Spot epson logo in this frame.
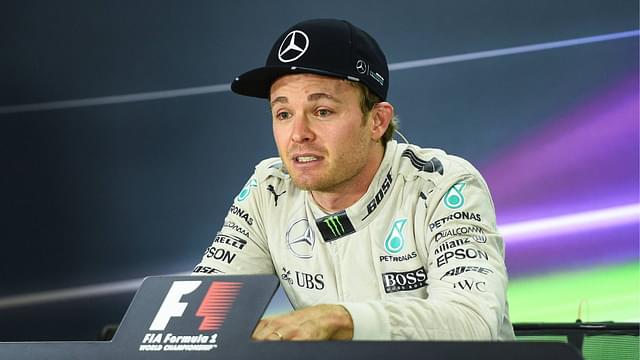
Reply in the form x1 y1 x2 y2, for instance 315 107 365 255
429 212 481 231
436 248 489 267
204 246 236 264
362 170 392 220
382 267 427 293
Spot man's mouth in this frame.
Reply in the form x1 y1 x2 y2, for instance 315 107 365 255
295 156 319 163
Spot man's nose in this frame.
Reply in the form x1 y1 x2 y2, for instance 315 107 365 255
291 115 315 143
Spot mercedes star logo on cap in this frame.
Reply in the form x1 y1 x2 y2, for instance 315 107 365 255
356 60 368 75
278 30 310 63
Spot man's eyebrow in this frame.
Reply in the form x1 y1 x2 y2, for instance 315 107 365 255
270 93 342 107
270 96 288 107
308 93 342 103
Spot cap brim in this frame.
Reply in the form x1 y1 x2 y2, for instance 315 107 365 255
231 65 358 99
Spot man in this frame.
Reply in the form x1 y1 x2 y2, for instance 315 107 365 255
194 19 515 341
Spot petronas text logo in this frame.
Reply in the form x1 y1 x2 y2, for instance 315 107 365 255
323 216 344 237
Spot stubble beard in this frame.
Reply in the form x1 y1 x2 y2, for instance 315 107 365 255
286 138 372 193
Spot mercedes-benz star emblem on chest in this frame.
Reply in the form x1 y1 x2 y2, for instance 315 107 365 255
278 30 310 63
286 218 315 259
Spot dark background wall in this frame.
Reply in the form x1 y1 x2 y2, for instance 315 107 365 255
0 0 637 340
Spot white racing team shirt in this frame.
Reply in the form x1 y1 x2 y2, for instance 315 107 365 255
193 140 515 340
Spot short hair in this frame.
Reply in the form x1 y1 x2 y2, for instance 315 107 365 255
349 82 399 145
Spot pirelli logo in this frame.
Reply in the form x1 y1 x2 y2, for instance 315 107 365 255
213 233 247 250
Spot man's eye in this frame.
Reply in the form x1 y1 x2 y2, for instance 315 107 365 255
316 109 333 117
276 111 291 120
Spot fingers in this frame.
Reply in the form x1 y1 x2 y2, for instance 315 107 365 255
252 319 296 341
270 330 284 341
253 327 285 341
252 316 285 340
252 319 269 338
251 305 354 341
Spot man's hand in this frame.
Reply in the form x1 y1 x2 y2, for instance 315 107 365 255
252 304 354 341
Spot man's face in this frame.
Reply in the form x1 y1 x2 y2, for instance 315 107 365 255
270 73 378 192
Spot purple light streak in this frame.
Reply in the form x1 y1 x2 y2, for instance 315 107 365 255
483 75 639 223
500 204 639 242
505 222 639 278
481 75 639 276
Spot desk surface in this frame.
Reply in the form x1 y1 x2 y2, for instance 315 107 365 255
0 275 583 360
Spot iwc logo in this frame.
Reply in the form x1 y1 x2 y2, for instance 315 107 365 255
278 30 309 63
286 218 315 259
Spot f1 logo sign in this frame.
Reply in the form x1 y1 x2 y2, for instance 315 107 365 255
149 280 242 331
150 281 200 331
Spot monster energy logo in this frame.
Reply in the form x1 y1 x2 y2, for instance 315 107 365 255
316 211 356 242
324 216 345 237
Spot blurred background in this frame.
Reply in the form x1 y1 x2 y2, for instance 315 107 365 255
0 0 638 341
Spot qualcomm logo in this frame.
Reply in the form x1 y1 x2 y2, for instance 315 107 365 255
444 181 466 209
236 178 257 202
384 218 407 254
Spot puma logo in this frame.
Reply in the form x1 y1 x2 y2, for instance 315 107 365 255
267 185 286 206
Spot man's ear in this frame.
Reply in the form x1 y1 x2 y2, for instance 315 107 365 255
370 102 394 141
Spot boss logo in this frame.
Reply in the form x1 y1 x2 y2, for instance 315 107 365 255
382 267 427 293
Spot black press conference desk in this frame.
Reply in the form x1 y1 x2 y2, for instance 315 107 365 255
0 340 583 360
0 276 583 360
